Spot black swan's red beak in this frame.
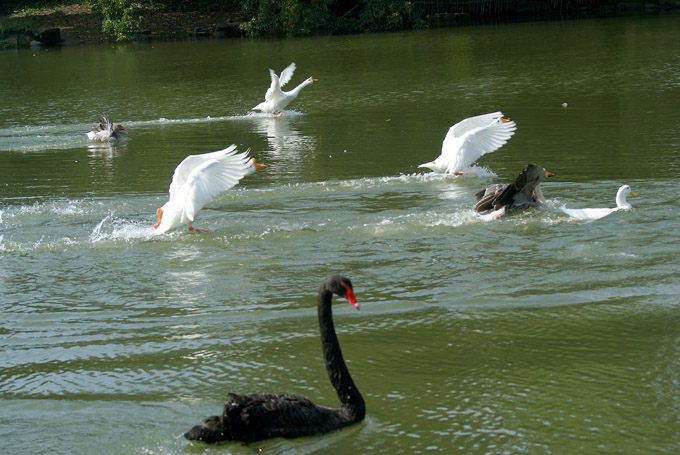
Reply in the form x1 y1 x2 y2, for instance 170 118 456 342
341 283 359 311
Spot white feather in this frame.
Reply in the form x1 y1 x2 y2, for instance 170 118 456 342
418 112 516 174
278 62 296 87
252 62 316 114
154 145 253 234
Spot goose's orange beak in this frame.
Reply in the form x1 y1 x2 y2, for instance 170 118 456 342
501 117 510 123
545 169 555 178
152 208 162 229
311 77 318 82
630 190 638 197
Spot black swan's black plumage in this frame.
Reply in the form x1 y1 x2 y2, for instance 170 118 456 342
474 163 555 215
184 274 365 443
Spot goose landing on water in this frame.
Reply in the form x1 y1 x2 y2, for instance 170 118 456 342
152 145 263 234
252 62 318 115
418 112 516 175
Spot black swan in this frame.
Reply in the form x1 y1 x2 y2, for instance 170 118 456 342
474 163 555 218
184 274 365 443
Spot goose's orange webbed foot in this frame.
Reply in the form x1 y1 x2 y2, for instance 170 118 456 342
152 208 162 229
188 226 211 233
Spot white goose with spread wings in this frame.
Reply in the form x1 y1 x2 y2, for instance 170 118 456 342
152 145 262 234
252 63 318 114
418 112 516 175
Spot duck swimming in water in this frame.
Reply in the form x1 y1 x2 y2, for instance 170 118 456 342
86 113 127 142
474 163 555 219
561 184 637 221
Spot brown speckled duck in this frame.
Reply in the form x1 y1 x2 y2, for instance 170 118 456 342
86 113 127 142
474 163 555 219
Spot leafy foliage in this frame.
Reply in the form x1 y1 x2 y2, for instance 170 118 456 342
240 0 334 36
240 0 426 37
336 0 425 33
87 0 144 40
0 0 428 41
0 16 36 34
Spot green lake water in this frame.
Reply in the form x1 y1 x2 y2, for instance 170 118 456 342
1 13 679 455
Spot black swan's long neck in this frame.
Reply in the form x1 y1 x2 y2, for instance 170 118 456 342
318 289 365 421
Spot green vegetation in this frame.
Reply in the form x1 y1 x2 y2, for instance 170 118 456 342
87 0 144 40
0 0 426 40
0 16 35 33
1 0 676 43
240 0 425 36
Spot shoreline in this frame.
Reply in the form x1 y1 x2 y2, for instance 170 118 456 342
1 3 246 47
2 1 679 48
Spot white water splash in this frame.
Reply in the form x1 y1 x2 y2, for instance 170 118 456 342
90 214 157 242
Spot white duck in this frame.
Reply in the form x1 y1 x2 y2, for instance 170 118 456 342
561 185 637 221
252 62 318 115
152 145 263 234
86 113 127 142
418 112 516 175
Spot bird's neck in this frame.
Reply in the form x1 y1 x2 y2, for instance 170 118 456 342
616 193 630 209
287 79 312 96
318 291 365 421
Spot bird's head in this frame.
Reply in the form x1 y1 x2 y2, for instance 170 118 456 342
326 274 358 310
619 185 637 198
525 164 555 182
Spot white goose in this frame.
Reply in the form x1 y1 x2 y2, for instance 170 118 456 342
152 145 263 234
252 62 317 115
418 112 516 175
561 185 637 221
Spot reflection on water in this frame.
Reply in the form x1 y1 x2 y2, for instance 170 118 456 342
87 141 126 159
243 112 318 180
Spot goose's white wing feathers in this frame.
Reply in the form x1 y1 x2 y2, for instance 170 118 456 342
448 111 504 138
261 69 281 102
169 145 252 222
168 145 239 202
443 115 517 174
278 62 296 87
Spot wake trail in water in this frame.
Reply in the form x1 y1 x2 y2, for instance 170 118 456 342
0 112 304 152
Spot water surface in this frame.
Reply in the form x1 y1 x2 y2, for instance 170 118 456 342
1 13 679 455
